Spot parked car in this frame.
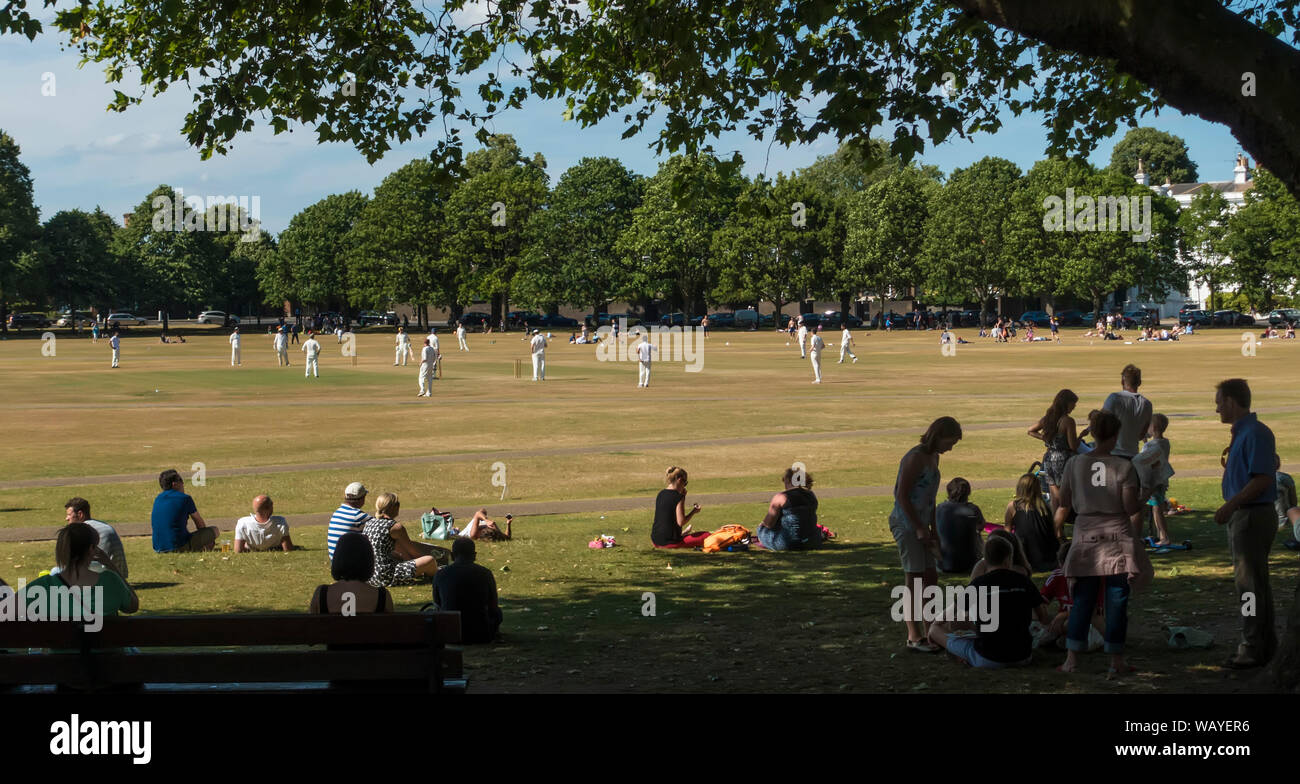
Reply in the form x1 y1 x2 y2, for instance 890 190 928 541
56 311 94 328
459 311 492 330
543 314 579 328
659 312 687 327
7 312 50 329
733 309 760 329
1178 303 1202 315
1018 310 1051 327
107 312 148 327
706 312 736 328
1267 308 1300 326
1212 309 1255 326
196 310 239 325
1054 309 1084 326
1178 310 1212 326
1125 309 1161 327
820 310 863 328
508 311 541 327
355 310 398 326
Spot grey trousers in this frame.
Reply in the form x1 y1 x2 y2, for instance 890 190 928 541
1227 504 1277 662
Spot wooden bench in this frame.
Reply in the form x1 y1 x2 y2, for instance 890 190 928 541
0 612 465 693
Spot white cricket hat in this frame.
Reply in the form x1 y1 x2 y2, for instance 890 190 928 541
344 481 368 498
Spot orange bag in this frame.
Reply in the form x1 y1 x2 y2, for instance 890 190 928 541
702 524 752 553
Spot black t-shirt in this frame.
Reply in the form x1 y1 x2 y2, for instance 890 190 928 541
434 561 500 644
971 568 1044 663
936 501 983 573
651 489 684 546
1012 505 1059 572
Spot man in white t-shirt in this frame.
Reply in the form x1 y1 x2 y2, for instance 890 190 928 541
1101 363 1152 458
229 326 241 366
302 332 322 377
109 330 120 368
530 329 547 381
419 337 437 396
273 328 289 366
234 494 293 552
809 330 826 383
457 322 469 351
796 318 808 358
394 326 412 366
838 325 858 364
636 334 657 387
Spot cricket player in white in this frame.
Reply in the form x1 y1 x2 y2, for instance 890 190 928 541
456 322 469 351
302 332 321 378
394 327 412 366
530 329 547 381
109 331 120 368
809 330 825 383
636 334 657 387
273 328 289 366
229 327 241 366
796 318 808 358
838 325 858 364
418 337 436 396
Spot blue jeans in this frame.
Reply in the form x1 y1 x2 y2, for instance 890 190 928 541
1067 574 1129 654
757 525 809 551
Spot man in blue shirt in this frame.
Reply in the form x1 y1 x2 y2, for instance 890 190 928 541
1214 379 1277 669
151 468 218 553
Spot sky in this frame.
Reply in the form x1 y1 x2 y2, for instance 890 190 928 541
0 7 1248 236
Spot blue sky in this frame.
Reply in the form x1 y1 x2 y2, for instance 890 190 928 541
0 10 1247 236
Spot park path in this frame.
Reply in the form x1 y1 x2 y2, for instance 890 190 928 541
0 468 1225 542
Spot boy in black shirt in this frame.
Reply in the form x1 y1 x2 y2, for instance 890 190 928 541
434 538 503 644
927 536 1049 668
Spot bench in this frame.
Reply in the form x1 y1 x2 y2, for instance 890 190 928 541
0 612 465 693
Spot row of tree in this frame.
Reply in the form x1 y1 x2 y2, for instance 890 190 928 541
3 128 1298 332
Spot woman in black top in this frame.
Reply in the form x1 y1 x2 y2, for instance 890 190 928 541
651 466 710 548
755 466 822 550
935 477 984 573
310 532 394 614
1004 473 1060 573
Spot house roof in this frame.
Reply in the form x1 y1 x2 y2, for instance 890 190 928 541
1166 181 1254 196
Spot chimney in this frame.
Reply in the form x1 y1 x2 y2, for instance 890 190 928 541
1134 157 1149 186
123 213 132 227
1234 154 1249 185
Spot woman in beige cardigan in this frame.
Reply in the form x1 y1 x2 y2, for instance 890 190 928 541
1054 408 1153 676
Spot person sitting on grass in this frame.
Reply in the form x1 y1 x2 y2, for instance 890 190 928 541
434 537 503 644
926 535 1049 669
1037 540 1105 649
151 468 218 553
310 532 393 614
23 522 138 618
63 497 127 580
970 529 1033 579
460 508 512 541
1005 473 1059 572
936 477 984 574
234 494 294 552
651 466 710 548
753 466 821 551
362 493 448 588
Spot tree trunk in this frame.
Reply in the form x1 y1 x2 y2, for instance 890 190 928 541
839 291 851 328
951 0 1300 200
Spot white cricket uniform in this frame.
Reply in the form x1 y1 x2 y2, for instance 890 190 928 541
302 338 321 377
395 332 411 365
809 333 825 382
797 325 808 358
229 332 241 365
457 325 469 351
636 340 655 387
274 332 289 365
530 334 547 380
419 344 436 395
839 328 856 363
110 334 120 367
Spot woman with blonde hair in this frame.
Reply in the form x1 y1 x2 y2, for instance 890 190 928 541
361 492 447 587
889 416 963 651
651 467 710 548
1004 473 1059 572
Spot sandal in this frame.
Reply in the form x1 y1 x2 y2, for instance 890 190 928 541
906 639 940 653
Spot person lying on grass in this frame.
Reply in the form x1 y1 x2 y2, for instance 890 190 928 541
926 535 1050 669
459 508 512 541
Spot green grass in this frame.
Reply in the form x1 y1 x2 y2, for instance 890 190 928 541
1 325 1296 692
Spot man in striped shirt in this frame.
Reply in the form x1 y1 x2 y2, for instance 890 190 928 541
327 482 373 560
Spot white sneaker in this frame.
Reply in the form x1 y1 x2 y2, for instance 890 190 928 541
853 357 858 363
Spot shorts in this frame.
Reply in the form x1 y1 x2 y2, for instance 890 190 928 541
946 634 1031 669
890 521 937 573
1147 487 1167 507
165 526 218 553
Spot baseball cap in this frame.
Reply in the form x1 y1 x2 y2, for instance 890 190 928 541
344 481 368 498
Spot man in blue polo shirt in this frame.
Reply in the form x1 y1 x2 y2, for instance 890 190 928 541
1214 379 1278 669
151 468 218 553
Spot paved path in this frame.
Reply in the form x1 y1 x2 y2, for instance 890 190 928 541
0 468 1225 543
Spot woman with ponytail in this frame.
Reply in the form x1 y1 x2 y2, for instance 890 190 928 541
651 467 710 548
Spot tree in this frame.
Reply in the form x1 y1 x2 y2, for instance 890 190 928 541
21 2 1300 201
0 130 41 333
1224 169 1300 310
443 135 549 326
39 208 119 332
1108 127 1198 185
346 160 458 328
277 191 369 317
922 157 1022 321
843 167 936 324
1179 189 1233 311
